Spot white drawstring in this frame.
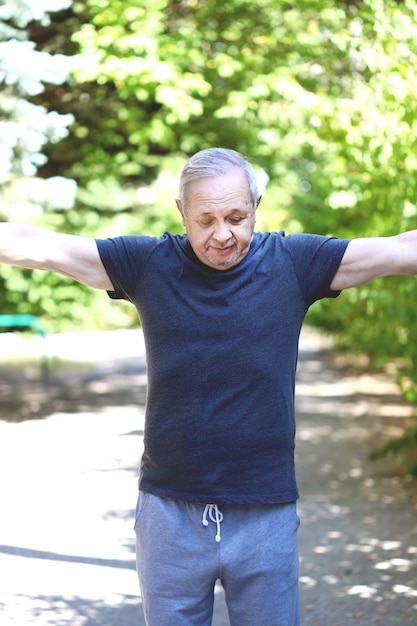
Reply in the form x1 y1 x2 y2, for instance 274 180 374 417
202 504 223 542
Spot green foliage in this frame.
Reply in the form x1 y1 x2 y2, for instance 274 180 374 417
297 0 417 431
36 0 365 186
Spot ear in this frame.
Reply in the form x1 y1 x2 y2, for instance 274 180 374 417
176 199 186 225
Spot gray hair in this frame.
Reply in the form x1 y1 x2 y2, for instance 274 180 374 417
178 148 260 209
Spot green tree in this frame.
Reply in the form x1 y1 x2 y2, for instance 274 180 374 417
288 0 417 474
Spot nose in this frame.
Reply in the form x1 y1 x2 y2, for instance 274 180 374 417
212 220 232 243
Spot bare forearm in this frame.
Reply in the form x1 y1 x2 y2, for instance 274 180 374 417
394 230 417 274
0 222 113 290
331 229 417 291
0 223 53 268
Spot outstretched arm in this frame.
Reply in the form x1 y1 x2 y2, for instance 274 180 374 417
0 223 113 290
331 230 417 291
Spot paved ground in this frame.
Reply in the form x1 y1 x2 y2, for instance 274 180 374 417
0 328 416 625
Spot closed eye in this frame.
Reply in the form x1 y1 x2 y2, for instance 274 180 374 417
198 212 247 227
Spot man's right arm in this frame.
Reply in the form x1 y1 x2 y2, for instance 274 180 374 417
0 223 114 291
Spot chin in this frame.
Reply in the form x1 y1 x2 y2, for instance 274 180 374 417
206 252 242 269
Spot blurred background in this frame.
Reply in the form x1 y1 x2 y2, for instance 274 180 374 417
1 0 417 473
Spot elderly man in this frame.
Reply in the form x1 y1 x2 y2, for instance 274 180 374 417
1 148 416 625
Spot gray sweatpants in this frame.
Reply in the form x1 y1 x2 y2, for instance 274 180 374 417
134 492 300 626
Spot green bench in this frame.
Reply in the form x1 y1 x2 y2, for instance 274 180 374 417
0 314 48 375
0 314 46 338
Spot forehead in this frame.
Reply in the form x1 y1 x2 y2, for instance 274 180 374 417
185 169 252 213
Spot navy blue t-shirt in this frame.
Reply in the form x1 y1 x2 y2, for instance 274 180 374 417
96 231 349 504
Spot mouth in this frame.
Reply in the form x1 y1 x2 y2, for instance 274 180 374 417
211 245 234 254
202 239 241 268
207 239 236 253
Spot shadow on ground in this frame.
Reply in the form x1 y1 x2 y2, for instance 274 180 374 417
296 337 417 625
0 355 147 423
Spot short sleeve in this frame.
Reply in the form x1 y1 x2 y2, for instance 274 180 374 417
95 235 159 301
283 233 350 305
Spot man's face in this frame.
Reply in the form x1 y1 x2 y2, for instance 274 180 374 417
176 168 258 271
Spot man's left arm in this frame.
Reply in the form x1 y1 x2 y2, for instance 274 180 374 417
330 230 417 291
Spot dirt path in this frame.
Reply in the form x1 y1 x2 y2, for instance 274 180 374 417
295 332 417 624
0 328 416 625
